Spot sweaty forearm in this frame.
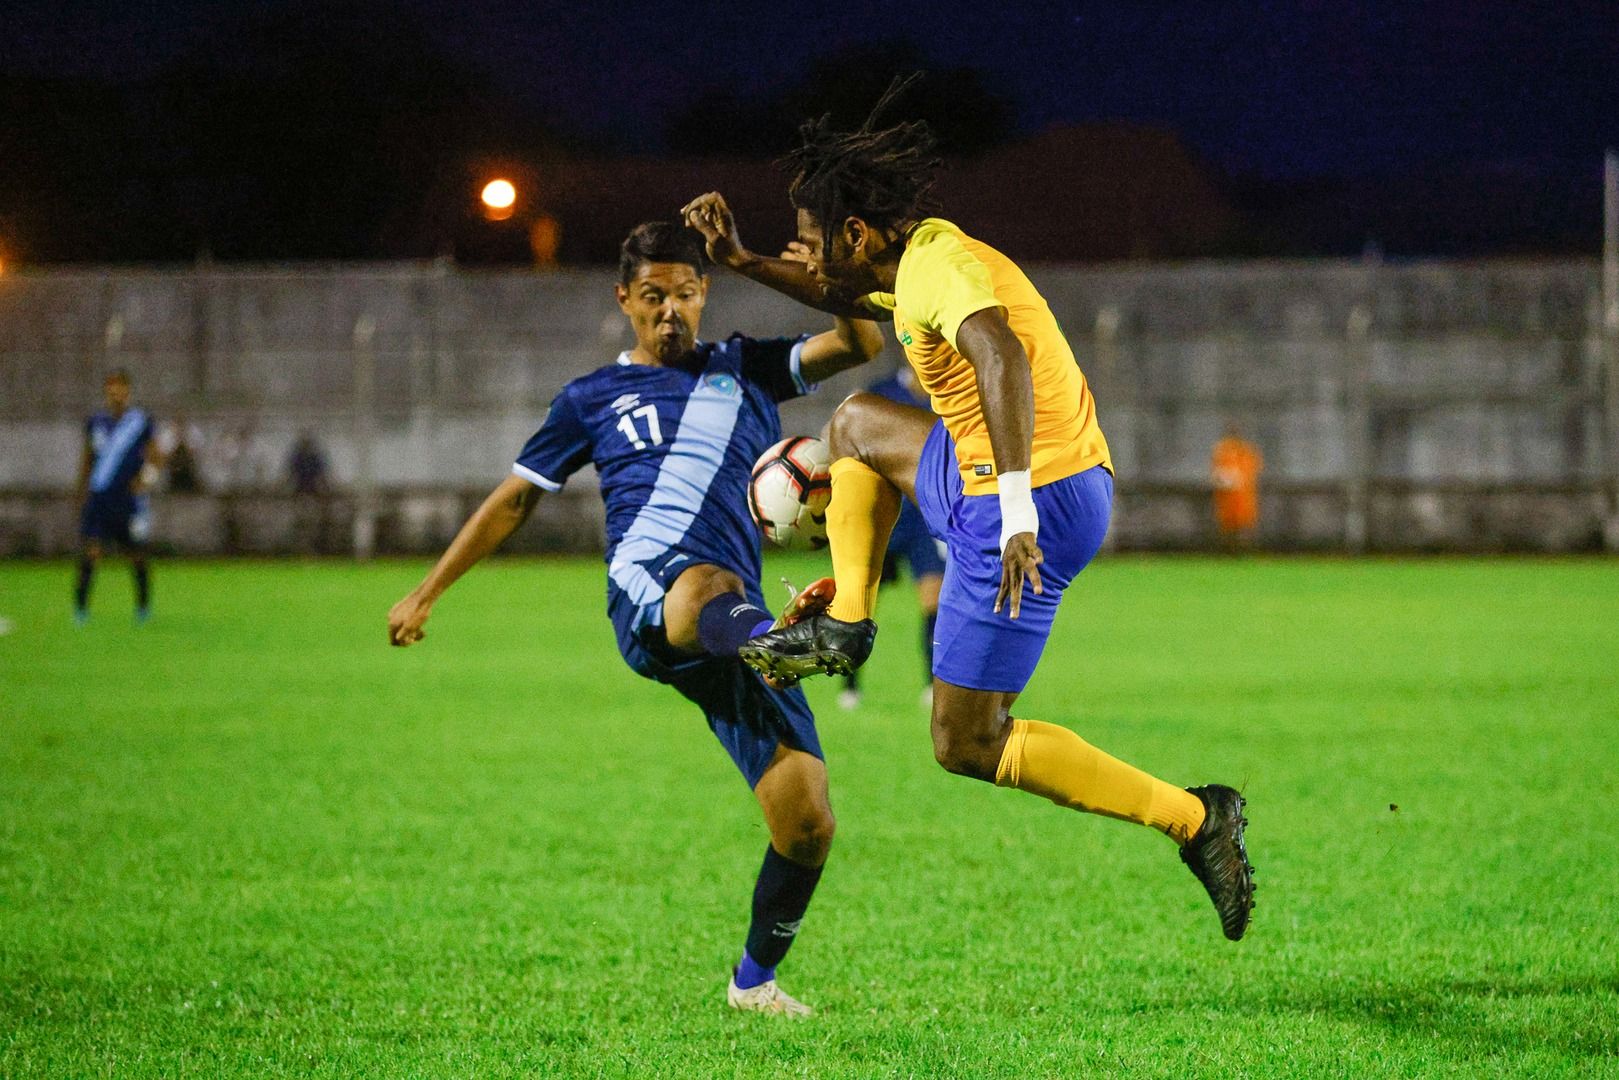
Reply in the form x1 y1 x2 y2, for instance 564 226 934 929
729 254 880 319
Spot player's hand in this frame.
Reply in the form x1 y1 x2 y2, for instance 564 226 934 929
994 532 1044 620
680 192 749 268
779 240 815 267
388 592 432 646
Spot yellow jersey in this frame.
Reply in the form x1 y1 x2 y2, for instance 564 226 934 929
861 219 1110 496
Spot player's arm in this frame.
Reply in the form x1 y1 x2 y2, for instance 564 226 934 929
681 192 891 321
75 434 92 503
133 437 166 494
796 316 886 384
388 475 543 646
955 307 1043 619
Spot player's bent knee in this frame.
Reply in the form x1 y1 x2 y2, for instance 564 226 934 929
930 718 1008 782
826 392 885 462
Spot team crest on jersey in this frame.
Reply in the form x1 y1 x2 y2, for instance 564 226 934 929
898 328 914 346
703 372 738 396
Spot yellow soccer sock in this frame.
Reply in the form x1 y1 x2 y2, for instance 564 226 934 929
995 719 1207 844
825 457 901 623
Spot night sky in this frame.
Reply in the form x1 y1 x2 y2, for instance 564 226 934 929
6 0 1617 179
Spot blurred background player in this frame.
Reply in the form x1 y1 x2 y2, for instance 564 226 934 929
836 363 943 711
1210 423 1263 550
288 431 332 555
387 222 883 1015
683 84 1255 943
158 413 204 494
74 369 163 624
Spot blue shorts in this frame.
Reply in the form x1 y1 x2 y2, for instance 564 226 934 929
606 547 823 789
914 422 1112 694
886 501 947 581
79 492 150 547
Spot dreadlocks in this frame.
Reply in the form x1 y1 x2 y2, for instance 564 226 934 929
783 73 944 242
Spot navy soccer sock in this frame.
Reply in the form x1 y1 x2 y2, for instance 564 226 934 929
133 559 150 612
696 594 773 657
74 557 94 613
737 845 824 988
921 612 937 683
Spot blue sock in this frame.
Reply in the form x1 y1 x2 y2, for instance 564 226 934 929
696 593 774 657
739 845 823 986
735 951 776 990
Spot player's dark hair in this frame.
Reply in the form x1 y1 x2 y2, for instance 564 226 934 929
783 73 943 241
618 221 708 285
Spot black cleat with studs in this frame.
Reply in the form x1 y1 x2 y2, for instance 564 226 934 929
739 613 878 686
1180 784 1256 941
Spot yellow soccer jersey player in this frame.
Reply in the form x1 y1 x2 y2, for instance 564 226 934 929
859 217 1111 496
683 82 1255 948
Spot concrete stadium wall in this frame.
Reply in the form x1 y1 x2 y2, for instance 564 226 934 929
1 259 1613 554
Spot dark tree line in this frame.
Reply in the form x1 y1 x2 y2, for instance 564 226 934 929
0 4 1608 265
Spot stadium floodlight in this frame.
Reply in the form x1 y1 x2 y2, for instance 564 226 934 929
481 179 517 221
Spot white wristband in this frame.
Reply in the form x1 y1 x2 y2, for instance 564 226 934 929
996 469 1039 552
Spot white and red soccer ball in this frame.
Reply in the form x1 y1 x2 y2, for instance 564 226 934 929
748 436 832 550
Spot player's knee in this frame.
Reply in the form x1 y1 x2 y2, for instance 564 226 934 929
776 807 835 865
826 392 884 461
930 729 1000 781
930 714 1007 782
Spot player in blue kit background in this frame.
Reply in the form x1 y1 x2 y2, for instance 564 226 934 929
838 364 944 712
74 369 163 625
387 222 884 1016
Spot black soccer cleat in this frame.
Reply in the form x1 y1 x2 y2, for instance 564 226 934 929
739 613 877 687
1180 784 1255 942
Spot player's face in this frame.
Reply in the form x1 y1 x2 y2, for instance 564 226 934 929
615 262 707 364
796 210 878 301
104 377 130 412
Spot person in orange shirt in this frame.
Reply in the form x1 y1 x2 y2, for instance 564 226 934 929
681 82 1254 944
1211 425 1264 548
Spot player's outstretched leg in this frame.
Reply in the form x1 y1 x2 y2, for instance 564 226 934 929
741 393 934 684
933 681 1255 941
664 564 831 662
729 746 833 1017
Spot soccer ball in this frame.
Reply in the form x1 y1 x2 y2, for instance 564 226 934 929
749 436 832 550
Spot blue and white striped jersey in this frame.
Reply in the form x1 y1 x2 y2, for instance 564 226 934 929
513 333 813 615
85 408 154 494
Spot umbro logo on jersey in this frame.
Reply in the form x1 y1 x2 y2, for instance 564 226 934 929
611 393 641 414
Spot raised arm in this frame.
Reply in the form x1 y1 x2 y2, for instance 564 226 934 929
954 306 1042 619
797 316 887 384
387 474 543 646
681 192 890 321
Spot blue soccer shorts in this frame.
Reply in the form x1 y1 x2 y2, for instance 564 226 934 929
913 421 1112 694
886 499 947 581
606 548 823 789
79 492 150 547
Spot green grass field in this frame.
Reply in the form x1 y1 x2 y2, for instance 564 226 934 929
2 555 1617 1078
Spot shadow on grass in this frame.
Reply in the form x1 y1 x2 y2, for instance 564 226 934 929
1259 974 1619 1060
